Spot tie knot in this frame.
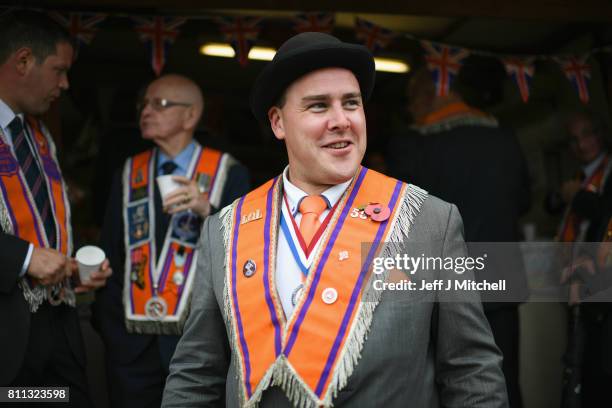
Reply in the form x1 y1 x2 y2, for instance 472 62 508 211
160 161 178 175
8 117 24 136
299 195 327 217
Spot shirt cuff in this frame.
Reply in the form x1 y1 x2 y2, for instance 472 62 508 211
19 243 33 278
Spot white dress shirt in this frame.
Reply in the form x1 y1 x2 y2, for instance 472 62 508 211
275 166 351 318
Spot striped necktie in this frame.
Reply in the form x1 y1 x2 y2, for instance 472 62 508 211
9 117 56 247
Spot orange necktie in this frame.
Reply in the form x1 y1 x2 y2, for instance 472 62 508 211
298 195 327 247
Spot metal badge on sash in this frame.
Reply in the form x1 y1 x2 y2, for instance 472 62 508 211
129 204 149 244
130 248 147 289
173 246 186 286
172 212 200 242
145 296 168 320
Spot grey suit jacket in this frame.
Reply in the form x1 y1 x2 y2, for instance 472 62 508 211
162 186 508 407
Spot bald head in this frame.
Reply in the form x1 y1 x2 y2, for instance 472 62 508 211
149 74 204 122
139 74 206 154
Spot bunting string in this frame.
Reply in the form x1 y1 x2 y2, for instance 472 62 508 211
2 4 611 103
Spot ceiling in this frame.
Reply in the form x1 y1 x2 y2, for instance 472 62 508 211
5 1 610 56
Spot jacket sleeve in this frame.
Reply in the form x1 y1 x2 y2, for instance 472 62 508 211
435 204 509 408
162 215 230 407
0 231 30 294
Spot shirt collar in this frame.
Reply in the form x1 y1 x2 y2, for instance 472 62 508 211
582 152 607 179
0 98 23 138
157 141 196 175
282 165 352 216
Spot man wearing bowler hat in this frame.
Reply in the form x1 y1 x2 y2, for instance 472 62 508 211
162 32 507 407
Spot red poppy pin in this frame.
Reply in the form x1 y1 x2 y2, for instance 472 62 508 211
364 203 390 222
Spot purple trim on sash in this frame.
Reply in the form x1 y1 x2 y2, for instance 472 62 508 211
18 175 44 245
284 167 367 356
46 179 61 251
0 180 19 237
315 179 403 396
263 177 282 356
231 196 253 397
158 244 174 293
174 250 195 314
129 248 136 312
147 242 156 297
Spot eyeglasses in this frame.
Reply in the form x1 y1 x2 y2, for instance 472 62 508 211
136 97 191 113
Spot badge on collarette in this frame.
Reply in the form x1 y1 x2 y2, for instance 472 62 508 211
241 209 262 225
130 249 147 289
172 212 201 243
129 203 150 244
132 186 148 201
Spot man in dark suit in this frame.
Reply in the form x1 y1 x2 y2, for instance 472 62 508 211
387 67 531 408
91 74 250 408
0 10 112 405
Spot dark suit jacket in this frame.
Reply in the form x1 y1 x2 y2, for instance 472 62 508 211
0 142 86 385
0 233 32 384
387 125 531 307
91 152 251 365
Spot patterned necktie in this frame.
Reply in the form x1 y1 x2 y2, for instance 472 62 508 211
9 117 56 247
298 195 327 247
160 160 178 175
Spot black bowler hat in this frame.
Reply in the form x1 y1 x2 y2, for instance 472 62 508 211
250 32 375 125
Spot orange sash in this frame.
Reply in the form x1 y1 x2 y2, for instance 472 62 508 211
0 117 70 253
226 167 411 406
123 144 228 334
559 155 610 242
0 117 73 312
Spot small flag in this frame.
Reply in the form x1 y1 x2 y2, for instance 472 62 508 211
49 12 106 49
216 16 262 67
421 41 470 97
133 16 186 76
293 12 334 33
556 55 591 104
354 17 395 54
502 58 535 103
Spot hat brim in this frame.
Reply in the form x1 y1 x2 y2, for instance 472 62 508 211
250 42 375 125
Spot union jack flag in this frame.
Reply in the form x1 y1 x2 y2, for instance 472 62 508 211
49 12 106 48
133 16 186 77
216 16 262 67
293 12 334 33
354 18 395 54
556 55 591 104
502 58 535 103
421 41 470 97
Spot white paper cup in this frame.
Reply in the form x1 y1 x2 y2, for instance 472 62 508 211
156 175 181 199
76 245 105 283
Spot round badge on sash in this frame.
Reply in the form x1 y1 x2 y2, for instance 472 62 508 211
173 271 185 286
243 260 256 277
145 297 168 320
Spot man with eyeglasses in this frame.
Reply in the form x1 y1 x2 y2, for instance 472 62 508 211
92 74 250 408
